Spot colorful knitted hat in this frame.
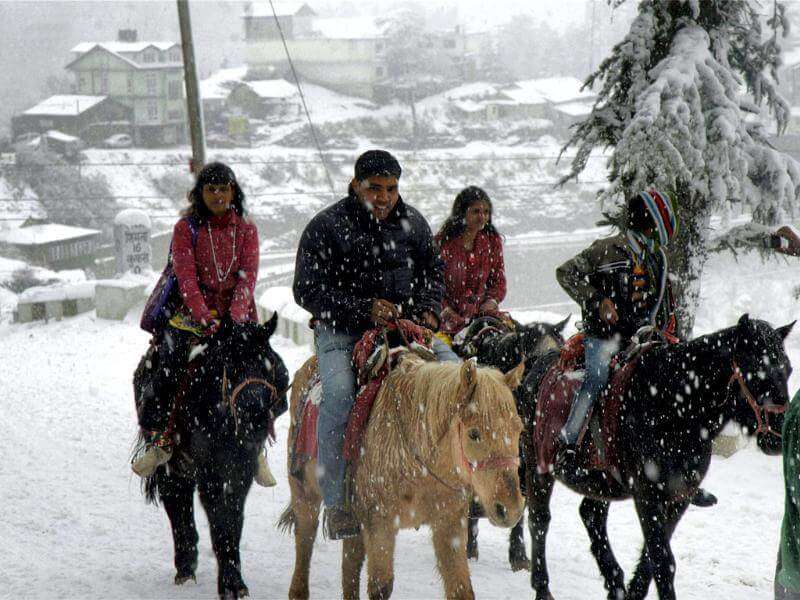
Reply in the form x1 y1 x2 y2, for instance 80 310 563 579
638 189 678 247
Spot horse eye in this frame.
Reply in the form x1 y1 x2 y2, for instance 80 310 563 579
468 428 480 442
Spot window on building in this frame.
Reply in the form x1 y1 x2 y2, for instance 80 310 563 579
63 299 78 317
170 48 181 62
79 76 87 91
143 50 156 63
146 73 157 96
168 80 182 100
99 71 108 94
444 38 457 49
167 109 182 121
376 66 385 77
147 101 158 121
127 74 134 94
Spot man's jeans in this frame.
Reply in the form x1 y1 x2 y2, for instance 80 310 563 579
560 336 618 445
315 322 459 508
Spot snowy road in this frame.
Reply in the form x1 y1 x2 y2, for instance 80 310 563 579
0 301 791 600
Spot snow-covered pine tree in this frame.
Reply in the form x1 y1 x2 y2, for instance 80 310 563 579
562 0 800 336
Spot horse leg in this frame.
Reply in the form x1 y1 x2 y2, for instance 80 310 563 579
342 534 366 600
363 517 397 600
431 511 475 600
579 498 624 600
509 515 529 571
158 472 199 584
466 502 479 560
626 498 689 600
198 472 251 599
287 481 322 600
528 471 555 600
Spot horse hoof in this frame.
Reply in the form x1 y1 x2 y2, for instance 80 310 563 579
174 573 196 585
510 557 530 572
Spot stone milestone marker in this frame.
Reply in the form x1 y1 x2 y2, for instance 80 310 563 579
114 209 152 275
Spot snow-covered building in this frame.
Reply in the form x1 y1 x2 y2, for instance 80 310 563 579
66 29 186 147
11 95 132 145
199 65 249 122
226 79 301 119
0 223 101 270
242 2 487 101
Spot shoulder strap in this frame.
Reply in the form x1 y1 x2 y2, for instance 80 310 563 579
167 216 200 266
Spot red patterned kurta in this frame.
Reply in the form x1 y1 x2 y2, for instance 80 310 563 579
436 230 506 335
171 210 259 324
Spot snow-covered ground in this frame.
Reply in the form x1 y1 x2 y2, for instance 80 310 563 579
2 247 799 599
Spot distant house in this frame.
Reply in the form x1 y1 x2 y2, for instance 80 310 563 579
227 79 301 119
199 65 249 123
66 29 186 147
11 95 132 145
448 77 596 131
0 223 101 270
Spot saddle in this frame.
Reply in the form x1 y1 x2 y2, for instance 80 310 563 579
533 331 668 476
290 320 434 478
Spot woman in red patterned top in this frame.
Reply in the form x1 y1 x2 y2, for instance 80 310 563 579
133 162 273 483
435 186 507 337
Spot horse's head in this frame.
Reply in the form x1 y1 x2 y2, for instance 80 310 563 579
730 314 794 455
196 313 289 443
454 359 525 528
517 315 569 360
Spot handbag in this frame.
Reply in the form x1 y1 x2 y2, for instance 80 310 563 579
140 216 199 334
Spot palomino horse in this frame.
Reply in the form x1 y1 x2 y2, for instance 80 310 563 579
281 352 526 599
521 315 793 600
134 315 289 599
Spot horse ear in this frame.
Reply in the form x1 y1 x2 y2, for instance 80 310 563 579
459 359 478 400
778 320 796 341
555 314 571 333
263 311 278 338
737 313 751 329
504 360 526 390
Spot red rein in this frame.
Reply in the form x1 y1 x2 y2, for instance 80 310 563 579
730 361 786 439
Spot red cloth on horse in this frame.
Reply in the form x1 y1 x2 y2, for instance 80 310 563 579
533 351 638 475
292 320 433 465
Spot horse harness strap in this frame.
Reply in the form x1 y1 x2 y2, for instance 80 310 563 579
729 360 786 439
222 366 278 434
456 420 520 473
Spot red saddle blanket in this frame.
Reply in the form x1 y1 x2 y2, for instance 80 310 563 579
292 320 433 470
533 356 637 475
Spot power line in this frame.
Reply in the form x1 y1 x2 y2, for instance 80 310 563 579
269 0 336 200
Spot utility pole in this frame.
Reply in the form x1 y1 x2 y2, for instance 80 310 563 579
176 0 205 175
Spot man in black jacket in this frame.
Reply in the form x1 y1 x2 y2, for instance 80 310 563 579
293 149 458 539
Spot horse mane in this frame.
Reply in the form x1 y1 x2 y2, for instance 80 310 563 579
378 355 517 456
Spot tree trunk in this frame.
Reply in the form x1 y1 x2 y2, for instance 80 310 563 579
667 187 710 339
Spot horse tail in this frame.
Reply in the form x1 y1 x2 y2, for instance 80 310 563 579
277 504 296 534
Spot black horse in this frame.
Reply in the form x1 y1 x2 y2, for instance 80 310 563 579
133 314 289 599
521 314 792 600
459 315 569 571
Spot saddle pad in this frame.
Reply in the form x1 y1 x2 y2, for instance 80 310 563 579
294 376 322 461
534 360 636 475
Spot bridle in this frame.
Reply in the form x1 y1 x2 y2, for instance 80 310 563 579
222 366 280 434
728 360 786 440
387 372 519 493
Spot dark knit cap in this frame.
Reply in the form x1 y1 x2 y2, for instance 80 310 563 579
354 149 402 181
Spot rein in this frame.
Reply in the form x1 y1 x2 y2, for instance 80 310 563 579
729 360 786 439
222 366 278 434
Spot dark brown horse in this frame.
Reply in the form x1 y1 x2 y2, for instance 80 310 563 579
520 315 792 600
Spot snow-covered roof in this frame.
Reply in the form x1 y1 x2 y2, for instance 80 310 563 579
23 95 107 116
552 100 594 117
244 1 314 18
71 41 177 54
503 77 596 106
244 79 299 99
0 224 100 246
44 130 81 143
200 66 248 100
18 281 96 303
309 17 385 40
444 82 500 100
